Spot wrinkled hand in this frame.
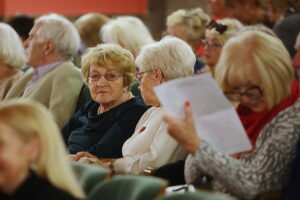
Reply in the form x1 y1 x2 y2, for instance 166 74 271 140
163 101 201 155
73 151 98 161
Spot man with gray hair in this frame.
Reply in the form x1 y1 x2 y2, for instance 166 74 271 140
5 13 83 127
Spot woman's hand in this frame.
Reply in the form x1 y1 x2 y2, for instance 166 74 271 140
163 101 201 155
74 151 98 161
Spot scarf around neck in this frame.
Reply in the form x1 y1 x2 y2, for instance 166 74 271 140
237 79 300 150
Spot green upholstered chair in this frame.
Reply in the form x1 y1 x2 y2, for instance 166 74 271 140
75 84 92 112
156 191 232 200
72 162 111 195
88 175 168 200
130 81 141 97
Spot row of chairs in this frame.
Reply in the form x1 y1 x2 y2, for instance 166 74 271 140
72 162 232 200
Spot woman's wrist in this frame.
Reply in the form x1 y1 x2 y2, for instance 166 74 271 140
186 137 201 155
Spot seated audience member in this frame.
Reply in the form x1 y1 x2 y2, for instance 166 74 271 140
0 99 85 200
73 36 195 174
164 30 300 199
166 7 210 73
4 13 83 127
261 0 300 57
201 18 242 76
63 43 148 159
6 13 34 42
100 15 154 97
74 13 109 65
0 23 25 101
100 16 154 58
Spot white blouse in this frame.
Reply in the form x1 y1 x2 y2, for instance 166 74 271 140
114 107 187 174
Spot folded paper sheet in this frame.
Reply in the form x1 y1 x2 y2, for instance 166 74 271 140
154 74 252 154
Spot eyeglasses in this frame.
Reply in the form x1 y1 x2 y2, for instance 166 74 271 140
135 70 153 83
88 72 123 82
207 20 228 34
201 39 222 49
224 85 263 102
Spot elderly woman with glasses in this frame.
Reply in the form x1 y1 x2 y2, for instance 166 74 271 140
164 31 300 199
201 18 243 77
62 43 148 159
74 36 196 174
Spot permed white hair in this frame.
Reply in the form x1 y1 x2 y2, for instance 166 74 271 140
135 36 195 81
0 23 26 68
100 16 154 57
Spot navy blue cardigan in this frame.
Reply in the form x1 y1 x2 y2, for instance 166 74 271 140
62 97 148 158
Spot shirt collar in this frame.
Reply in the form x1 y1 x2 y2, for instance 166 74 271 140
34 61 63 77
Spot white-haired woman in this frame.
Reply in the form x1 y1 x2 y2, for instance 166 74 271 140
100 16 154 58
0 23 26 101
164 31 300 199
0 99 85 199
74 36 196 174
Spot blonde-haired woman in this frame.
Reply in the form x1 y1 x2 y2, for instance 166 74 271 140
0 99 85 199
166 7 210 73
62 43 148 159
202 18 243 76
0 23 25 100
164 30 300 199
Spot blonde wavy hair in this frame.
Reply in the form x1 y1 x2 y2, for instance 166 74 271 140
81 43 135 87
167 7 210 42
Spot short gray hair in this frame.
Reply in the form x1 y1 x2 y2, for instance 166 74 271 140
35 13 80 59
0 23 25 68
100 16 154 57
136 36 195 81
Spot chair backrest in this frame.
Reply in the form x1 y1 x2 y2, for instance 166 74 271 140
130 81 141 97
72 162 110 195
156 191 232 200
88 175 168 200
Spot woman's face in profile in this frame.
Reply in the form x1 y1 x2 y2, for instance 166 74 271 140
0 121 33 193
138 69 160 107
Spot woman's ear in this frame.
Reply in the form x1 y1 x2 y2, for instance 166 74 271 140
25 136 41 163
154 67 164 84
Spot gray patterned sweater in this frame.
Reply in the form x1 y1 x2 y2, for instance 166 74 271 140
185 99 300 200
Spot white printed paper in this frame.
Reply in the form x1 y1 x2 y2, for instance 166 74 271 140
154 74 252 154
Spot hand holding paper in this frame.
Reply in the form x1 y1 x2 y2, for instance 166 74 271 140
155 74 252 155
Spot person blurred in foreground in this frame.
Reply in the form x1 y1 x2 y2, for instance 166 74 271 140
0 99 85 199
